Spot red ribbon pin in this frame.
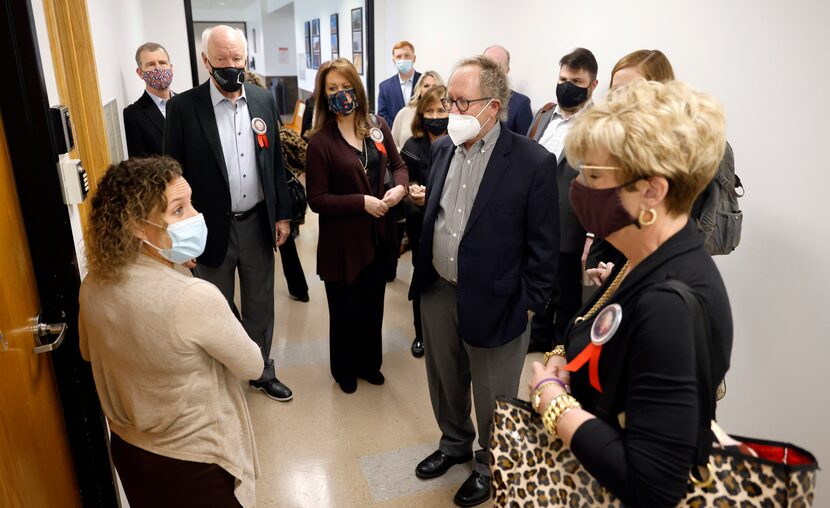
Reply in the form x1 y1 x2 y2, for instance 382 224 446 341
563 303 623 394
251 117 268 150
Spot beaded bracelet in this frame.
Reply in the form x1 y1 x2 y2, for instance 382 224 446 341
532 380 566 412
532 376 567 392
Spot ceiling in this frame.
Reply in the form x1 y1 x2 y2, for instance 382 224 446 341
191 0 259 10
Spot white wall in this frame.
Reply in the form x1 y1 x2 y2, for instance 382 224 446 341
262 2 296 76
380 0 830 499
293 0 365 93
84 0 192 156
194 3 265 76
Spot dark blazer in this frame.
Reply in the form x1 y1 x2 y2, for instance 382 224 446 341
504 90 532 135
409 124 560 348
123 91 165 157
566 220 732 507
377 71 421 127
164 81 291 267
306 116 408 284
527 102 586 253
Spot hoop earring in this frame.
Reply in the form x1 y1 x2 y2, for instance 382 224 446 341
638 208 657 226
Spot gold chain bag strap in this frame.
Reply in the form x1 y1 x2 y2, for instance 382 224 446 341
490 280 818 507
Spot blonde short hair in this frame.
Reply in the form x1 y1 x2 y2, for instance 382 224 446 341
565 80 726 215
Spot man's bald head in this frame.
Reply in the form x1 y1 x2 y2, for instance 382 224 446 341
201 25 248 62
483 45 510 74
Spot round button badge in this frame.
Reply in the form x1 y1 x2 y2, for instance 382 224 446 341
369 127 384 143
251 117 267 135
590 304 623 345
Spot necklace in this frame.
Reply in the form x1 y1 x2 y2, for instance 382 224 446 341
360 138 368 173
574 260 630 324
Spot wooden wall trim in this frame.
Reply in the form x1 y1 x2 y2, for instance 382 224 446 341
42 0 110 226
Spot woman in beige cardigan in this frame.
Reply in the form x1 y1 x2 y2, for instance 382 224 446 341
79 157 263 508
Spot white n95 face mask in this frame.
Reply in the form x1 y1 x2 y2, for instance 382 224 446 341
447 99 494 146
143 213 208 264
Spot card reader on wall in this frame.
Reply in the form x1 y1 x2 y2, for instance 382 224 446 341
50 105 89 204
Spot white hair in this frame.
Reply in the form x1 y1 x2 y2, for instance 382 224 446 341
201 25 248 58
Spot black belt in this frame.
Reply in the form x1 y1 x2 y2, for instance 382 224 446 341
229 202 262 221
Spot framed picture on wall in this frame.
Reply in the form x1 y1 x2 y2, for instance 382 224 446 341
304 21 311 68
311 18 321 69
351 7 363 75
330 14 339 60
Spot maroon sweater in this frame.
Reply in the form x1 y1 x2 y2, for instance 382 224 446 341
306 118 408 283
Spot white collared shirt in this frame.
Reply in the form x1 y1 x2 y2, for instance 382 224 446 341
148 91 169 118
538 104 589 160
209 82 264 212
399 74 413 104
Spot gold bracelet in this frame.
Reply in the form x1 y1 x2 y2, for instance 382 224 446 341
543 345 567 366
541 393 581 437
531 381 564 412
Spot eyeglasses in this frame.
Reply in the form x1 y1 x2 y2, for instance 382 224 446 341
578 164 621 171
440 97 492 113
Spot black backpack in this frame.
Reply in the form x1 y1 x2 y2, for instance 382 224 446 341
695 142 744 255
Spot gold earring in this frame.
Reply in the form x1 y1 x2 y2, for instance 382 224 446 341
638 208 657 226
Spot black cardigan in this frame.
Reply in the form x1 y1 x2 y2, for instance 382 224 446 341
566 220 733 507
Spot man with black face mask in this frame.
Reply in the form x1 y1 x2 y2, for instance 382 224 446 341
526 47 599 353
165 25 295 402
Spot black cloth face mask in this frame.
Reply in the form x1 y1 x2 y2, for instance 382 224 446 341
556 81 590 109
208 61 245 93
422 117 449 136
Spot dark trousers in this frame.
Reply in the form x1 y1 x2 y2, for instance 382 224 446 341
421 277 530 476
193 205 276 382
406 212 424 340
529 252 583 349
110 433 240 508
324 248 386 384
278 233 308 297
386 219 405 280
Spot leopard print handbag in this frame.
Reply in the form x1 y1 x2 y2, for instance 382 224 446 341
490 397 818 508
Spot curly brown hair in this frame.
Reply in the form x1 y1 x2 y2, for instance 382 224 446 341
85 157 182 281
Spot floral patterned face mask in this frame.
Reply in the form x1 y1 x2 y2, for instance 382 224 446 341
142 67 173 90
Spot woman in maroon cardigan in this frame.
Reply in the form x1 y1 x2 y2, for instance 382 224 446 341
306 59 409 393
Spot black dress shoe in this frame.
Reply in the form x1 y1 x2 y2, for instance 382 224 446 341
337 378 357 394
358 371 385 385
411 337 424 358
415 450 472 479
250 379 293 401
453 471 491 507
289 292 310 302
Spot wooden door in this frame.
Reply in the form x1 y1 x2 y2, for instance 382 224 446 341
0 117 82 505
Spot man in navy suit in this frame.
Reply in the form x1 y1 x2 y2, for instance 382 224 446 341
409 55 559 507
376 40 421 127
483 45 532 135
124 42 175 157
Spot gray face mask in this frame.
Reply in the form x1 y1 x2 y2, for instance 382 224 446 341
142 214 208 264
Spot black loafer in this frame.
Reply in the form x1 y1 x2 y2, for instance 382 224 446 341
415 450 472 479
250 379 293 401
453 471 491 507
289 292 310 303
411 337 424 358
358 371 385 385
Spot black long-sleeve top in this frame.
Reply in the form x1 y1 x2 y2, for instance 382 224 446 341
566 220 733 507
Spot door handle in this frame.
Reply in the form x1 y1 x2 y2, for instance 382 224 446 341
33 314 67 354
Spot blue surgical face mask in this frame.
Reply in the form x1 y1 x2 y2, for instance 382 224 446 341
395 59 414 74
327 89 358 116
142 213 208 264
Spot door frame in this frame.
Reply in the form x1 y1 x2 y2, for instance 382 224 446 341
0 1 117 506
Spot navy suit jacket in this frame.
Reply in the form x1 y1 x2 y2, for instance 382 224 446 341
409 124 560 348
164 81 291 267
123 91 165 156
377 71 421 127
505 90 532 135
